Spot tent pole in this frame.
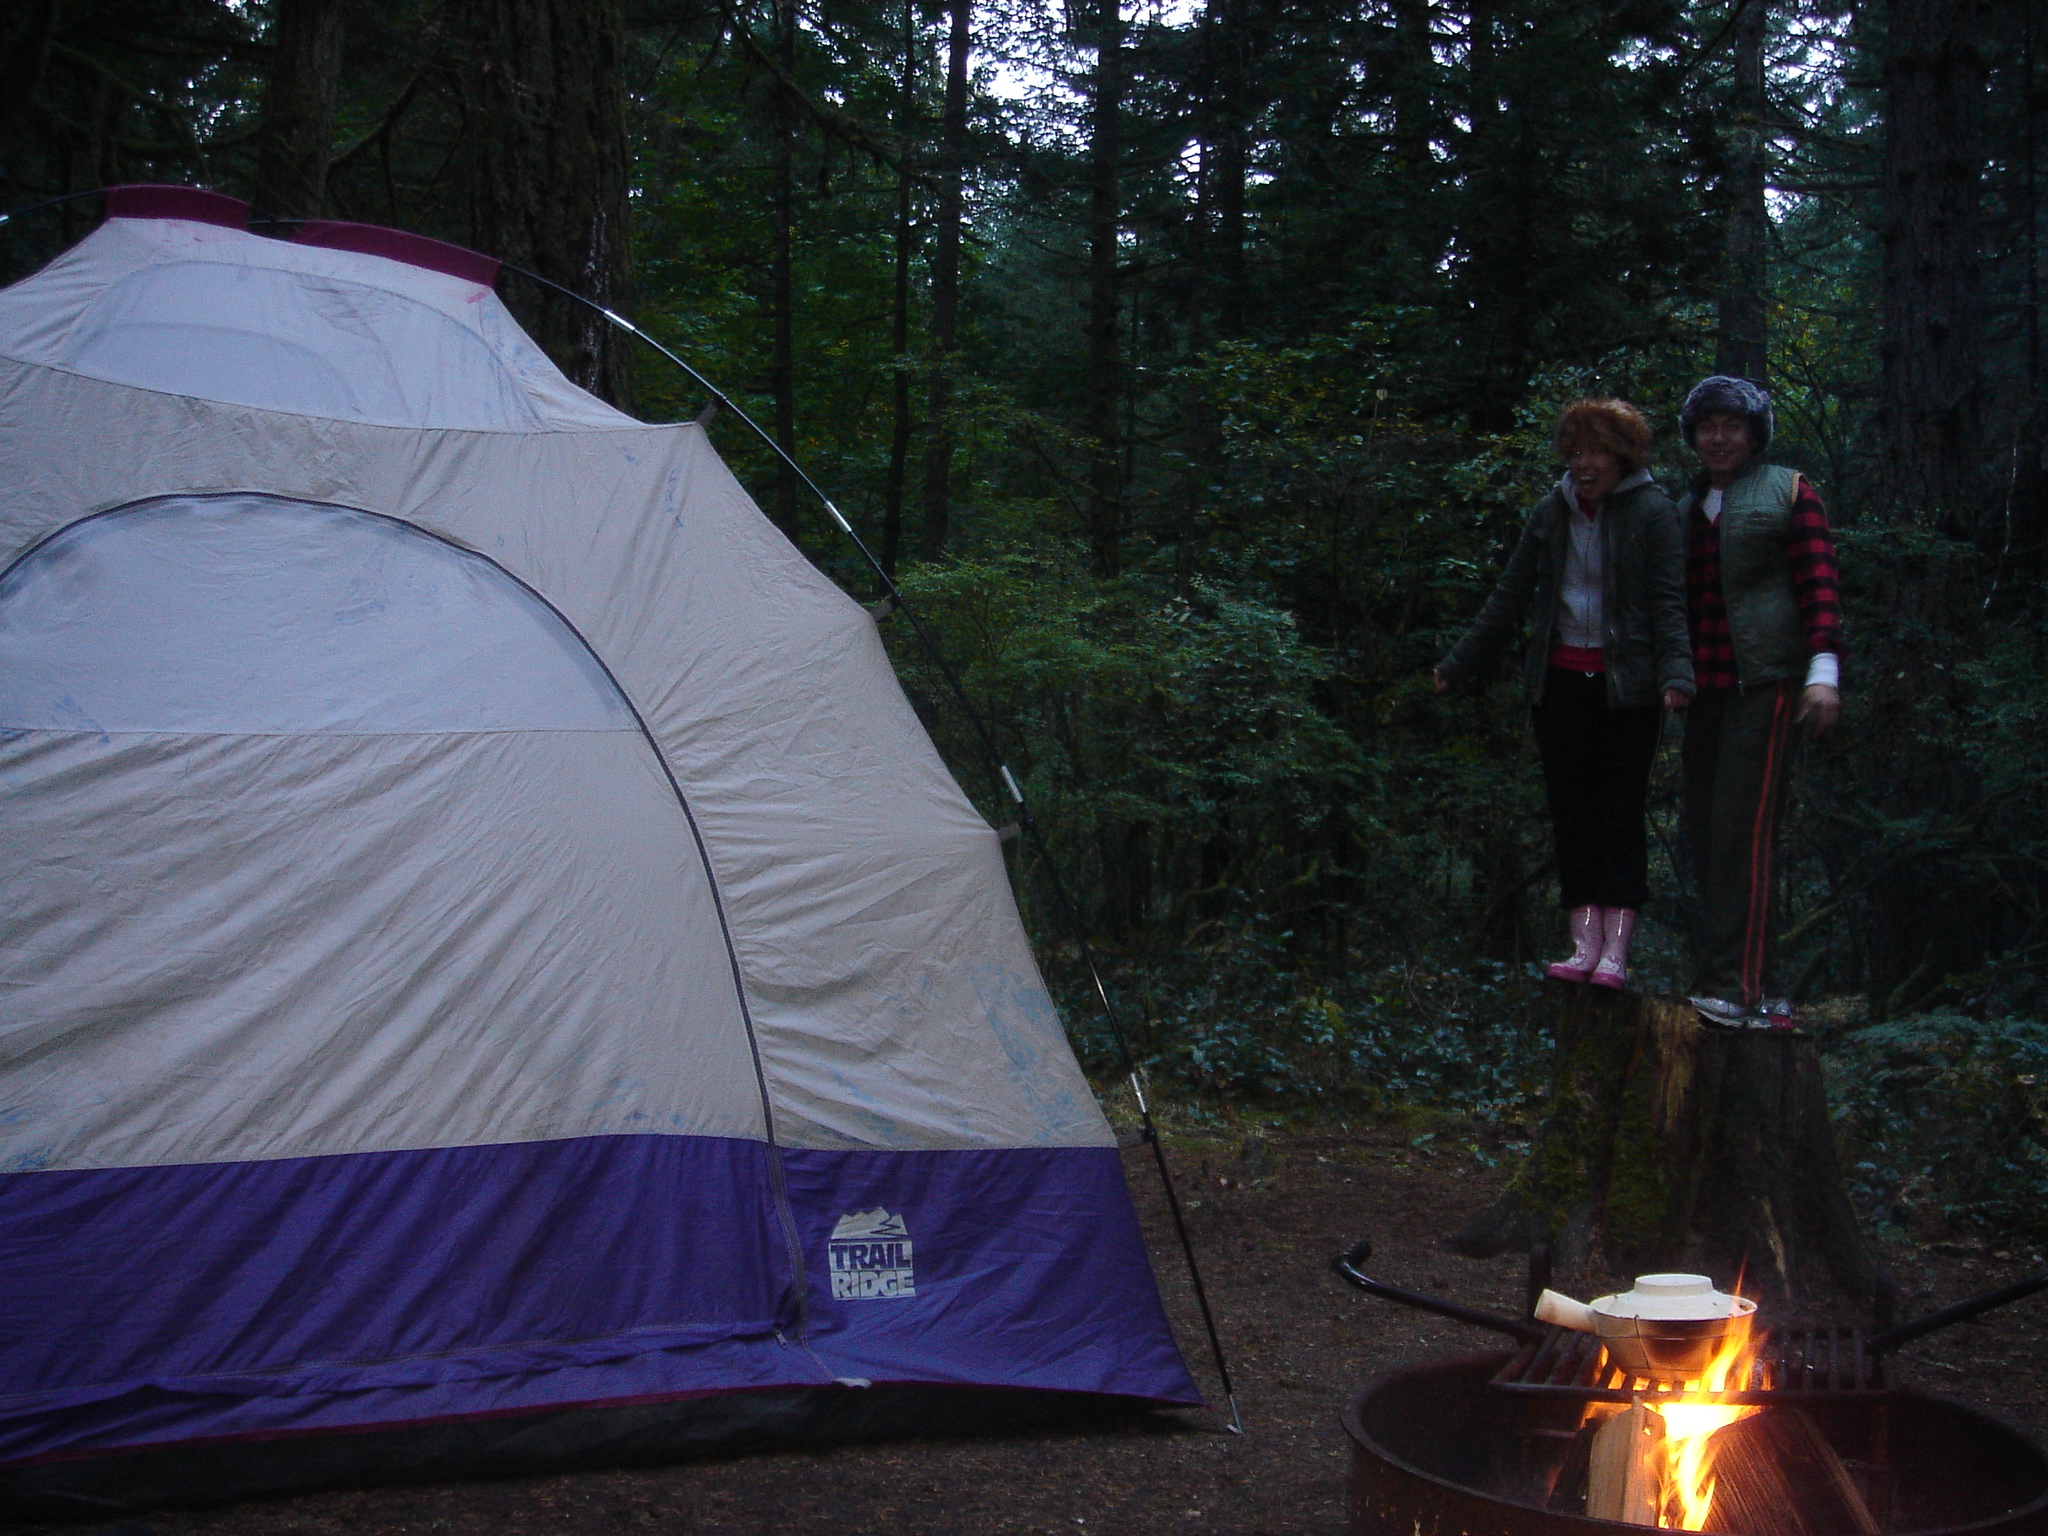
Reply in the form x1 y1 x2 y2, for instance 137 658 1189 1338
507 264 1243 1434
0 188 107 231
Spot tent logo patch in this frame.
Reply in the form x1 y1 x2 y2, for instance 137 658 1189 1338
828 1209 915 1300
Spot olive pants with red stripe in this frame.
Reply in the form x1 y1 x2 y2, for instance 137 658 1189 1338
1681 680 1800 1007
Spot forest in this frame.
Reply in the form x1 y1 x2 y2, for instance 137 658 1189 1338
3 0 2044 1245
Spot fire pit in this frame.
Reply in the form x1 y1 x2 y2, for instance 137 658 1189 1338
1343 1352 2048 1536
1334 1244 2048 1536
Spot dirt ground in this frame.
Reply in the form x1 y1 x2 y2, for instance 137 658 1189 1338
44 1120 2048 1536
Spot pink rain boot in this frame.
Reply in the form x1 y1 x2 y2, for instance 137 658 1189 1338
1546 906 1603 982
1589 907 1636 991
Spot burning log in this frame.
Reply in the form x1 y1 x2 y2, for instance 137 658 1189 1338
1337 1237 2048 1536
1570 1307 1880 1536
1700 1409 1881 1536
1587 1401 1667 1526
1571 1402 1881 1535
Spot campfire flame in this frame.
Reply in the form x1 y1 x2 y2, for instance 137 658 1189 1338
1582 1306 1764 1530
1648 1311 1761 1529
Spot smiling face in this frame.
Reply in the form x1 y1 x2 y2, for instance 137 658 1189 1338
1692 411 1757 487
1567 441 1625 506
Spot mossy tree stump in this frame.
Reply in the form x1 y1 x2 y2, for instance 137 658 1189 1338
1451 989 1875 1309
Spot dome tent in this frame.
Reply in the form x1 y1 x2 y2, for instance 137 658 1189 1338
0 186 1198 1515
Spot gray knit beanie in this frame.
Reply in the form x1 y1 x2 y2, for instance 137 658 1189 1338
1679 375 1774 453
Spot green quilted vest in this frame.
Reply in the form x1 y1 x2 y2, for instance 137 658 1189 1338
1682 460 1807 687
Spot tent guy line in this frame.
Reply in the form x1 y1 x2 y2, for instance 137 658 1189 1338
0 186 1241 1438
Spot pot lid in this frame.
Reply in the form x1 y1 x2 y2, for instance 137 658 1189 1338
1588 1273 1753 1321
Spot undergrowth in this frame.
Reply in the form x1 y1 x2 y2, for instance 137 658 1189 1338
1052 959 2048 1248
1826 1012 2048 1246
1053 951 1554 1127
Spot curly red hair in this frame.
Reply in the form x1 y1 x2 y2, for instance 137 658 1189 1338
1554 398 1654 474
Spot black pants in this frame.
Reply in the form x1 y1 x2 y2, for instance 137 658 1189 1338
1530 667 1663 911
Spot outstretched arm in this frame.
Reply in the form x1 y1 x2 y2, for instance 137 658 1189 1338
1433 504 1549 689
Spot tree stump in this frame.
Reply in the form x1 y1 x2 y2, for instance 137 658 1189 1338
1450 990 1875 1309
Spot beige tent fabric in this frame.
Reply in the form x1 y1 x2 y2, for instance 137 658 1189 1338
0 215 630 431
2 727 765 1170
0 361 1110 1164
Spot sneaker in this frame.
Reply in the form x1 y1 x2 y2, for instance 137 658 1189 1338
1691 995 1755 1029
1756 997 1797 1030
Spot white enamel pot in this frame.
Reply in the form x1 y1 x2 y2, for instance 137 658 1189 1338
1534 1273 1757 1376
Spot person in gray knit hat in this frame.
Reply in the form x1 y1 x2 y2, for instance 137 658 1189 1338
1678 374 1775 454
1675 375 1843 1029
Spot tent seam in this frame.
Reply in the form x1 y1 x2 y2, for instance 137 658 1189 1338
0 727 645 738
0 354 663 435
0 1320 796 1406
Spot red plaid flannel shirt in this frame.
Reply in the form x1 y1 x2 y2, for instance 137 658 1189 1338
1687 475 1843 691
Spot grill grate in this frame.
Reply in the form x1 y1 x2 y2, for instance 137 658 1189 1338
1490 1326 1891 1404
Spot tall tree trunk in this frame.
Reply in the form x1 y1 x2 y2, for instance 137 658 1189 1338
254 0 348 219
1212 124 1247 341
462 0 635 409
882 0 918 577
2029 11 2042 410
1860 0 1987 1011
1176 137 1209 583
770 0 801 536
1173 3 1221 584
1389 0 1435 176
1457 0 1524 433
1200 0 1249 341
0 0 61 165
919 0 969 564
1715 0 1769 384
1083 0 1126 577
1878 0 1986 528
2017 15 2046 571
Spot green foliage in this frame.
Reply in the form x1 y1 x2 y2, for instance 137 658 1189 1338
1051 948 1552 1125
870 334 1605 971
886 542 1372 943
1777 530 2048 1016
0 0 265 273
1829 1014 2048 1243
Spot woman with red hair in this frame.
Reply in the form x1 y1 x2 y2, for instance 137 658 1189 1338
1434 399 1694 988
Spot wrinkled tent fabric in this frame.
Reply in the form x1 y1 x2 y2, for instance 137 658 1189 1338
0 207 1197 1482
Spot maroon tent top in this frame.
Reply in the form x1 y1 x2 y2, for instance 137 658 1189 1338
99 185 499 287
104 184 249 228
290 220 500 287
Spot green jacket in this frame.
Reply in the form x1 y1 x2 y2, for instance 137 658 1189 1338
1675 461 1807 688
1437 477 1695 709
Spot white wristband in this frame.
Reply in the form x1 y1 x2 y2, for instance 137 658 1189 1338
1804 652 1840 690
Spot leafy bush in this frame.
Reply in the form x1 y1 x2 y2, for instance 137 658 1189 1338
1828 1012 2048 1242
1047 947 1554 1125
885 547 1380 954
